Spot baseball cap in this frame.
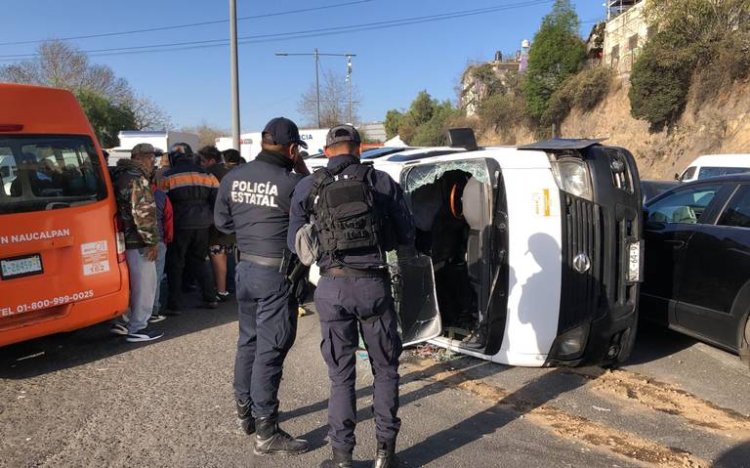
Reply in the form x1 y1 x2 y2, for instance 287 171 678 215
131 143 156 157
263 117 308 149
326 124 361 147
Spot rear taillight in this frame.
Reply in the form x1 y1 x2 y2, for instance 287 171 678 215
114 217 126 263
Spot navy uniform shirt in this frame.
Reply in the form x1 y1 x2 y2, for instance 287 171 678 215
215 150 303 258
287 154 415 270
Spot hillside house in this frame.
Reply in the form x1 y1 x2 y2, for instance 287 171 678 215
603 0 652 76
460 46 527 117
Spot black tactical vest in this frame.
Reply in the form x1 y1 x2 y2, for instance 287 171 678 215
307 162 383 261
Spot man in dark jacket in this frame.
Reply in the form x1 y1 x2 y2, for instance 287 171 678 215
109 143 164 342
159 147 219 311
214 117 310 457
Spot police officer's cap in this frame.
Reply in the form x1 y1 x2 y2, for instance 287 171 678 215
263 117 308 149
326 124 361 147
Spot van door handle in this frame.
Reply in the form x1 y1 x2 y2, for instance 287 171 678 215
664 240 686 249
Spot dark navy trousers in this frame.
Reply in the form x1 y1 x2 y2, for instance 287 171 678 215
234 261 298 418
314 276 403 453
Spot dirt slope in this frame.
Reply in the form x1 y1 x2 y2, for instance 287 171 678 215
479 78 750 180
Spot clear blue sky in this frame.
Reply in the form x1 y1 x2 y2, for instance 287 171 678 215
1 0 603 133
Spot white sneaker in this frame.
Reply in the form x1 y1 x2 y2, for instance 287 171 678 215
126 328 164 343
110 323 128 336
149 314 167 324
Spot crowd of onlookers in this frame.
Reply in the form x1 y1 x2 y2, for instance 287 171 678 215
109 142 246 342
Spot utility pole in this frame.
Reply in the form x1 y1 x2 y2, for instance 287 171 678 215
229 0 240 150
345 55 353 124
315 48 320 128
275 51 357 128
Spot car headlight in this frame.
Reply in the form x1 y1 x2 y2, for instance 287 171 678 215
551 158 593 200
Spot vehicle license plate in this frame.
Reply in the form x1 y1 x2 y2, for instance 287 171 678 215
627 242 642 283
0 254 43 280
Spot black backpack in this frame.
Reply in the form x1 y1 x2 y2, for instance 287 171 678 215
306 162 384 262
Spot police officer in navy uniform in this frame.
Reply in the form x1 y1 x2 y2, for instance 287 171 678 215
288 125 415 468
214 117 310 457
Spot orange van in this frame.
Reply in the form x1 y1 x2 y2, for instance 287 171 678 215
0 83 129 347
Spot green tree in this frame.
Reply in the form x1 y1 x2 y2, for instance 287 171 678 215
384 109 403 139
386 91 463 146
629 0 750 130
522 0 586 122
77 90 137 148
629 33 695 131
408 90 436 126
411 100 461 146
478 93 527 134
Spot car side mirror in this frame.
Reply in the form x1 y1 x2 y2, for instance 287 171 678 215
674 173 680 181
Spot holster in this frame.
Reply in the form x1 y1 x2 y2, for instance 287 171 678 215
288 260 310 304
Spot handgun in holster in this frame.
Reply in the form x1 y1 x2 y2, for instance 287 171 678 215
288 257 310 305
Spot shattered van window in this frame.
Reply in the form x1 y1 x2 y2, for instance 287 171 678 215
404 159 490 192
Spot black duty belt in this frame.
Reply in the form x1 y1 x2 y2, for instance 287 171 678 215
239 253 283 268
321 267 388 279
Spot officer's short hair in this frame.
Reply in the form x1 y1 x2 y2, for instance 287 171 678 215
327 141 359 154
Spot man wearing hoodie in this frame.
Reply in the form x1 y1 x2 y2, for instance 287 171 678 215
160 144 220 312
109 143 164 342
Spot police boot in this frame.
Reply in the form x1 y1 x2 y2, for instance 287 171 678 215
319 448 353 468
253 416 309 456
236 400 255 435
373 440 397 468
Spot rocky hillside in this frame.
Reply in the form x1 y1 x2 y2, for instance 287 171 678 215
478 77 750 180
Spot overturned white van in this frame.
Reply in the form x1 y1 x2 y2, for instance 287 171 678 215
310 132 644 368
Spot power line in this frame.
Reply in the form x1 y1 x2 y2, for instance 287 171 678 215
0 0 553 61
0 0 372 47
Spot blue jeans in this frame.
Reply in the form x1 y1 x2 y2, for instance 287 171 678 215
153 242 167 314
125 248 157 334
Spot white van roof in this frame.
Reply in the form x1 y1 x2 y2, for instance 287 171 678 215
690 154 750 167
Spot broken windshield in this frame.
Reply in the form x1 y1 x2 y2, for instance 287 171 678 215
402 159 491 193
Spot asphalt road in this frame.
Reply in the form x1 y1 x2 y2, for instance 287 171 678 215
1 298 749 468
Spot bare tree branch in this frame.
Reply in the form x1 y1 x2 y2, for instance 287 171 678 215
297 69 361 128
125 95 173 130
0 40 172 131
180 122 228 148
